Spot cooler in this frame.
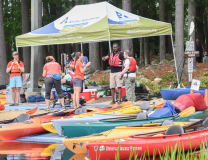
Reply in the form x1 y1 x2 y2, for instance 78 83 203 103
80 89 97 101
115 87 126 97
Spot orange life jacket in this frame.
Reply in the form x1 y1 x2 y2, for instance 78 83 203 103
10 61 21 73
122 57 137 73
109 51 123 67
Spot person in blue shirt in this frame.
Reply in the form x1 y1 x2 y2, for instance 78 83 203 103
82 56 88 67
66 54 71 66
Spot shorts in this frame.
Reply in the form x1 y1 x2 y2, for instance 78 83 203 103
110 72 123 89
73 78 83 87
10 76 22 88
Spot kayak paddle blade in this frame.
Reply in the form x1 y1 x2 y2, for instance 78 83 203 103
26 107 38 115
179 106 195 117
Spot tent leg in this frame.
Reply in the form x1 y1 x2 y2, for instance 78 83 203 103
171 34 180 88
108 40 111 53
81 43 83 53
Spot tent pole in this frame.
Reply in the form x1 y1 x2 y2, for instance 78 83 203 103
81 43 83 52
108 40 111 53
171 34 180 88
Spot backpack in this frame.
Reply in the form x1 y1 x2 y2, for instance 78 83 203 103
27 95 45 102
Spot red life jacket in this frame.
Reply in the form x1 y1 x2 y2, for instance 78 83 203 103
69 72 74 87
10 61 21 73
122 57 137 73
109 51 123 67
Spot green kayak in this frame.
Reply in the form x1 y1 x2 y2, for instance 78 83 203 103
61 109 208 138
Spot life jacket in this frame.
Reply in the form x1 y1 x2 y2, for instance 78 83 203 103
70 60 75 66
122 57 137 75
69 72 74 87
10 61 21 73
109 51 123 67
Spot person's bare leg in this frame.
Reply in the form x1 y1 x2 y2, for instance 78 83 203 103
73 88 77 109
118 87 122 102
11 88 16 104
45 99 50 109
15 87 20 104
76 87 81 108
60 98 65 107
111 88 115 102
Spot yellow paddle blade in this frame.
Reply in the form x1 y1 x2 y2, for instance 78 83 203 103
179 106 195 117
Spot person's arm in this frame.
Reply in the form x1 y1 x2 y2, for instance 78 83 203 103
6 62 13 73
17 62 25 73
102 53 110 61
42 70 47 77
80 62 91 73
59 69 62 75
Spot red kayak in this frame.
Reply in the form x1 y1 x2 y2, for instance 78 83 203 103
86 125 208 160
0 107 109 140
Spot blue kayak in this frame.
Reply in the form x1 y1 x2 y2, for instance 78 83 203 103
160 87 205 100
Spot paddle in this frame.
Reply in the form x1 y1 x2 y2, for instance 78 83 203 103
26 107 38 115
83 98 95 106
171 106 196 120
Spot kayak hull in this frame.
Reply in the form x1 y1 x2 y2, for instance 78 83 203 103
160 87 205 100
62 109 208 138
86 128 208 160
62 122 192 153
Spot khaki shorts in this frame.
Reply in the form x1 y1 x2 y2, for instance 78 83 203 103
110 72 123 89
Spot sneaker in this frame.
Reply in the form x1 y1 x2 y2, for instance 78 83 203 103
117 101 122 104
109 101 115 105
15 103 19 106
9 103 15 106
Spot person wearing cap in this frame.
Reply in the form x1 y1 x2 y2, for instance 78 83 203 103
203 52 208 63
67 52 76 68
42 56 65 110
6 51 25 106
66 54 71 66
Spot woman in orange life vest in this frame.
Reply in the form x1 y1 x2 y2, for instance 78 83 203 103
73 52 91 108
102 42 125 104
6 51 25 106
118 50 138 106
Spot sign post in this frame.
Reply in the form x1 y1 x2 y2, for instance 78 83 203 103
183 46 199 87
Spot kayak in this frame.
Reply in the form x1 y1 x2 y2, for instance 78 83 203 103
43 113 137 135
86 122 208 159
61 109 208 138
62 121 192 153
160 87 205 100
0 141 50 158
42 101 133 134
0 107 106 140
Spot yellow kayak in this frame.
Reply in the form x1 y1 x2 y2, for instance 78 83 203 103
62 121 192 154
41 144 58 156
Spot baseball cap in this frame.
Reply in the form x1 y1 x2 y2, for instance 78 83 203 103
12 51 18 56
71 52 76 58
66 54 69 57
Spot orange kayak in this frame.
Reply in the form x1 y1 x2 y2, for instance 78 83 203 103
0 141 50 158
0 107 107 140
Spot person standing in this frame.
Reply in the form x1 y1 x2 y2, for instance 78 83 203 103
82 55 88 67
118 50 137 106
42 56 65 110
6 51 25 106
73 52 91 108
196 37 205 63
66 54 71 66
102 42 124 104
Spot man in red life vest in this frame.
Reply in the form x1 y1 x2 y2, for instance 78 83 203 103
102 42 125 104
118 50 138 106
6 51 25 106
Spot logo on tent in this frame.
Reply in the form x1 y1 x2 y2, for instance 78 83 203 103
108 11 140 25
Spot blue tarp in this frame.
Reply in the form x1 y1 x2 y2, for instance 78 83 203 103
148 101 177 118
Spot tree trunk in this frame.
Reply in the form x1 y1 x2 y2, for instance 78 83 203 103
0 0 9 85
100 42 104 70
21 0 31 73
159 0 166 61
74 44 81 52
188 0 196 69
206 7 208 51
83 43 88 56
167 7 173 55
121 0 134 56
38 0 44 79
65 44 72 56
89 0 100 70
144 37 150 65
140 38 144 66
196 3 205 45
175 0 184 78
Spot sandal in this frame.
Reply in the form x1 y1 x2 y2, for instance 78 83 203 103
62 106 66 110
45 108 50 111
